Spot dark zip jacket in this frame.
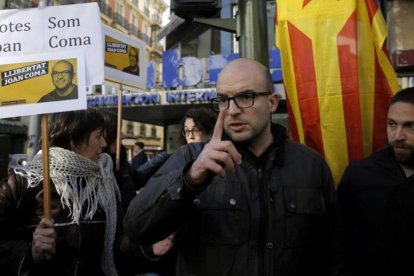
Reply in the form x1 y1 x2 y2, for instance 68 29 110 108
124 124 350 276
337 147 407 276
378 161 414 276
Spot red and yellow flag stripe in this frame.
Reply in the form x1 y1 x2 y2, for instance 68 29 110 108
276 0 400 185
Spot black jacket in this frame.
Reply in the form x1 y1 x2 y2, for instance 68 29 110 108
337 147 407 276
108 146 137 210
124 124 350 276
0 172 123 276
131 151 148 170
378 176 414 276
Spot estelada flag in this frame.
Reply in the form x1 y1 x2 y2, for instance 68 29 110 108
276 0 400 185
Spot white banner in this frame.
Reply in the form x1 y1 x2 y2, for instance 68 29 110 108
0 2 103 85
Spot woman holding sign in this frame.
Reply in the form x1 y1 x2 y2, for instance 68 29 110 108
0 109 122 276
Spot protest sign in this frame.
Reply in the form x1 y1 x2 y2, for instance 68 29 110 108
103 25 147 89
0 51 86 119
0 2 103 85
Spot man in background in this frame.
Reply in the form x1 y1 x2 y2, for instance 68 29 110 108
378 88 414 276
338 87 414 276
131 141 147 170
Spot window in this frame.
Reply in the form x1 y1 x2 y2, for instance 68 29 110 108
127 122 134 136
151 126 157 138
116 3 124 16
386 1 414 72
140 124 146 137
131 14 136 26
144 0 149 14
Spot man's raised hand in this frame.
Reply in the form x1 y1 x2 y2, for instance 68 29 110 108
187 110 242 185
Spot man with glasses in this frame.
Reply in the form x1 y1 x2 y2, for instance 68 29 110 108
123 58 350 275
38 59 78 103
123 46 140 76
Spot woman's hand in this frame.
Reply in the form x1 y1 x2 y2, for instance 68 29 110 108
32 218 56 262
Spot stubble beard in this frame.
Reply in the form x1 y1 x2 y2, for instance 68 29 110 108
391 142 414 169
225 122 266 147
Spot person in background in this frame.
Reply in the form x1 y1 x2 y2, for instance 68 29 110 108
0 109 122 276
98 110 174 276
100 109 137 210
131 142 148 170
136 107 219 276
337 87 414 276
123 58 350 276
181 107 217 144
371 87 414 276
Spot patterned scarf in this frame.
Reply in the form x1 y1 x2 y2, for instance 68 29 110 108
17 147 120 276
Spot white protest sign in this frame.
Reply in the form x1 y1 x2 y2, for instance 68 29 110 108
0 2 103 85
103 25 147 89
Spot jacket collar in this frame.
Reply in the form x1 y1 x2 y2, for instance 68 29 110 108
229 123 288 167
370 146 407 179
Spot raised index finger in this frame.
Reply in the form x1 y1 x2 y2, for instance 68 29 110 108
211 109 226 141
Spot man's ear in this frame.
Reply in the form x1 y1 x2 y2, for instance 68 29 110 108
269 93 279 113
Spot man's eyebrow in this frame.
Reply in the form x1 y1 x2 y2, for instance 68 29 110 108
387 118 414 125
403 121 414 126
217 89 255 96
237 89 256 94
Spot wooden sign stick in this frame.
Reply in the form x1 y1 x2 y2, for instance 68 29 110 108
116 86 123 171
41 114 51 220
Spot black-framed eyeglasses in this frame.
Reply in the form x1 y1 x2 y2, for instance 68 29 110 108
182 128 202 137
211 91 272 112
52 70 72 78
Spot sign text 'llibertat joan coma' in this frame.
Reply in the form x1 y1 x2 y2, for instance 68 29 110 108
0 17 91 53
1 62 49 86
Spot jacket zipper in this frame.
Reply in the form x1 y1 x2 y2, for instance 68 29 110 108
257 167 266 276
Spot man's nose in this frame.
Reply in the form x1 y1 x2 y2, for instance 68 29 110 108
227 99 241 114
394 126 407 141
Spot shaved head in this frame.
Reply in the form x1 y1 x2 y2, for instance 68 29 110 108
217 58 273 92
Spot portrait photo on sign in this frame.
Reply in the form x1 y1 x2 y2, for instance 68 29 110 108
38 59 79 103
104 36 140 76
0 51 86 119
103 25 147 89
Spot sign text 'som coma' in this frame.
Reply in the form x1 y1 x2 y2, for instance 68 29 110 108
0 17 90 53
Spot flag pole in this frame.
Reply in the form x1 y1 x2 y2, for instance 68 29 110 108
41 114 51 220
